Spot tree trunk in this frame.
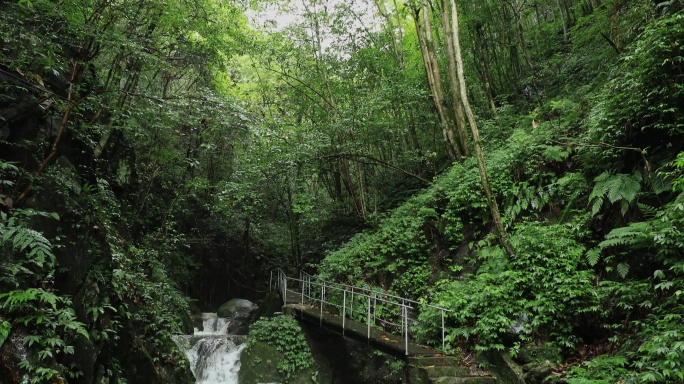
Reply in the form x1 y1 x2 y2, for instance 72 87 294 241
450 0 515 256
392 0 405 69
555 0 568 41
441 0 470 155
510 0 534 70
373 0 404 68
412 3 461 159
471 16 498 115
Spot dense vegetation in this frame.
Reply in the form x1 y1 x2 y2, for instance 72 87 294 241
244 314 316 381
1 0 683 382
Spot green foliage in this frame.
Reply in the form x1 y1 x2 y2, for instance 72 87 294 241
589 172 642 216
0 319 9 348
0 208 88 383
319 190 447 296
417 220 598 352
614 11 684 135
2 0 684 382
569 191 684 381
581 11 684 170
566 354 632 383
246 314 316 381
630 305 684 382
668 151 684 192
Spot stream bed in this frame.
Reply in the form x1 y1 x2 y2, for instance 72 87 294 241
173 313 246 384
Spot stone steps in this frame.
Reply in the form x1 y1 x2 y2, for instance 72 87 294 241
408 356 498 384
431 377 497 384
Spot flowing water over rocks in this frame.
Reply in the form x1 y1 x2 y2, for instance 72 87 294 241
174 313 247 384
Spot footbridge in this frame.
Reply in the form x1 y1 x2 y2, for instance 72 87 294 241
270 269 450 358
269 270 504 383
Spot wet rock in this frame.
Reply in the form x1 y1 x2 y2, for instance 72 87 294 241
541 374 568 384
522 361 557 384
239 340 318 384
0 332 27 384
252 291 283 322
512 344 560 365
231 325 250 335
216 298 257 320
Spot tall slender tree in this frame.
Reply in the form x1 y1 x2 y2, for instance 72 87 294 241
412 1 462 159
448 0 515 256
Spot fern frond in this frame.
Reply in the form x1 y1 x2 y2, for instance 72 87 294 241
589 172 642 216
599 222 652 249
586 248 601 266
638 203 659 219
617 262 630 278
606 173 641 204
591 196 604 216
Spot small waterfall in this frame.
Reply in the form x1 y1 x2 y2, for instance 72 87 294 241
174 313 246 384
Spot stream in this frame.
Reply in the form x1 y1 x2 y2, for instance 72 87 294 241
173 313 246 384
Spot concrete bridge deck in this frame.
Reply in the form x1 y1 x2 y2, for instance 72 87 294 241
283 302 439 358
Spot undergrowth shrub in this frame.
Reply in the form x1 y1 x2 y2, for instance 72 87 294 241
246 314 315 381
568 192 684 382
0 207 88 383
580 11 684 172
418 218 599 353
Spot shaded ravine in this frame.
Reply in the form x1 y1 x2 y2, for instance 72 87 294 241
173 313 246 384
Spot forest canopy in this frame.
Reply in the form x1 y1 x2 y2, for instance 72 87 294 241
1 0 684 382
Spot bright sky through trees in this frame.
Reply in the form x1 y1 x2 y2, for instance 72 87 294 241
247 0 381 54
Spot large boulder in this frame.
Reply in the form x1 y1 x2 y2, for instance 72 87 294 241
216 298 256 320
522 361 557 384
239 341 318 384
251 291 283 322
512 344 560 365
512 343 561 384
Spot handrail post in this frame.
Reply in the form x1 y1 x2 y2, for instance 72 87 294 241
404 305 409 356
367 295 371 339
306 275 310 299
350 290 354 318
401 299 405 337
342 290 347 335
320 281 325 326
373 293 377 325
299 270 304 305
441 309 445 351
283 275 287 306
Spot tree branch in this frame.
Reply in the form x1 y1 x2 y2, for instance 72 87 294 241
599 31 622 54
314 153 432 185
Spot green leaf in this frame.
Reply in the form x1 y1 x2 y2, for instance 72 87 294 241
24 335 40 347
586 248 601 267
0 320 10 348
617 263 630 278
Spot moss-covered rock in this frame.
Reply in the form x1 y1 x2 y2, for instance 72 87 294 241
512 344 560 365
252 291 283 322
239 340 318 384
522 361 557 384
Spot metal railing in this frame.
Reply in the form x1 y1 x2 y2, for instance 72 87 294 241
270 269 451 355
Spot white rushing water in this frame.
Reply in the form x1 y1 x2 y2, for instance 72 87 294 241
174 313 246 384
